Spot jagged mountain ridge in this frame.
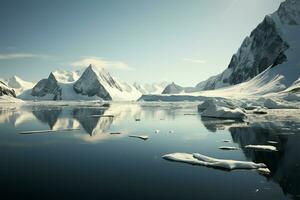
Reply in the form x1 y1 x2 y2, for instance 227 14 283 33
20 64 141 101
161 0 300 95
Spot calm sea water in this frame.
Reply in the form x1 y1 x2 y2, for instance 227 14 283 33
0 102 299 200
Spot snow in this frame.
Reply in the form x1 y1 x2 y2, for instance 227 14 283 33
129 135 149 140
1 76 34 96
257 168 271 175
245 145 278 152
162 152 267 170
52 69 81 83
0 95 23 103
133 82 169 94
19 65 142 101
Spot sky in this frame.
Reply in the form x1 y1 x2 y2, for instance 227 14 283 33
0 0 284 86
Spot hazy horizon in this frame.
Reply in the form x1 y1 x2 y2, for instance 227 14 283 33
0 0 283 86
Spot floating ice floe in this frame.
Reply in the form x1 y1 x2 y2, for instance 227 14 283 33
221 139 231 143
129 135 149 140
199 99 246 121
162 153 267 170
245 145 278 152
219 146 240 151
19 128 80 134
155 130 160 133
267 141 278 144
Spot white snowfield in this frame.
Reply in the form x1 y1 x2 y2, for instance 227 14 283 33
162 153 267 170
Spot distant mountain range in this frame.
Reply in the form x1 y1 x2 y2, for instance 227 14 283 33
0 64 169 101
1 0 299 102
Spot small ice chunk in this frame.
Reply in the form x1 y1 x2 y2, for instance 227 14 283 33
155 130 160 133
169 130 174 133
219 146 240 150
267 141 278 144
221 140 231 143
245 145 277 152
19 128 80 134
129 135 149 140
257 168 271 175
162 153 266 170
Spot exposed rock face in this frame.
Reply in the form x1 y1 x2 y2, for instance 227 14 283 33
0 81 16 97
162 82 184 94
277 0 300 25
73 65 113 100
197 16 289 90
31 73 62 100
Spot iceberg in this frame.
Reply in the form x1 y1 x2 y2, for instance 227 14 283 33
199 99 246 121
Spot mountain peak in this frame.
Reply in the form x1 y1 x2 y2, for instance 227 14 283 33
162 82 184 94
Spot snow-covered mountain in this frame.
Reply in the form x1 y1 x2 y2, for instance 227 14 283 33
73 65 141 100
195 0 300 92
159 0 300 97
133 81 169 94
0 76 34 96
0 81 21 102
20 64 141 101
0 81 16 97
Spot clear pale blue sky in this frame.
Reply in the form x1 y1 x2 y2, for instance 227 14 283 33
0 0 284 86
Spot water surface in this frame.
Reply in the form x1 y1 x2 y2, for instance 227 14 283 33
0 102 299 200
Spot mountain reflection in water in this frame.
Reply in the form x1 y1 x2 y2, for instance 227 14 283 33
0 102 299 199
